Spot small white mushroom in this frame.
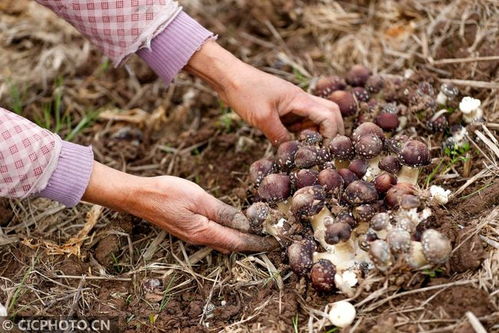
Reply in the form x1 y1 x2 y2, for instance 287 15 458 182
334 270 358 297
459 96 483 123
429 185 452 205
328 300 356 328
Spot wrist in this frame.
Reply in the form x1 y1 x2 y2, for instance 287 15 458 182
185 41 248 98
82 162 143 213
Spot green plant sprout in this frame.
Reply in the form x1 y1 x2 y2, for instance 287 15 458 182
425 141 471 186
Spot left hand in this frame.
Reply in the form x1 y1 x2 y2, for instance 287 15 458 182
186 41 344 145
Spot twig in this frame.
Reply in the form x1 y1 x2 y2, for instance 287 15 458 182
53 275 132 281
432 56 499 65
439 79 499 89
361 279 482 312
466 312 487 333
142 231 167 262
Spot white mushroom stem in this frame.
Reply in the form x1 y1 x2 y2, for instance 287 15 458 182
263 200 291 238
276 200 291 214
263 217 287 238
397 166 419 185
431 109 449 121
405 241 428 269
311 207 371 272
436 91 448 105
363 155 382 182
463 108 483 123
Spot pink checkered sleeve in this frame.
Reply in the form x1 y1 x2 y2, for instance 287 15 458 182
0 108 62 199
0 108 95 207
35 0 182 66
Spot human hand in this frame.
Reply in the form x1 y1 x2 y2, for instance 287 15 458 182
186 41 344 145
83 162 279 253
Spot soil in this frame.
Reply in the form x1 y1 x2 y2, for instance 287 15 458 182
428 285 493 318
0 199 13 226
455 181 499 218
450 226 486 273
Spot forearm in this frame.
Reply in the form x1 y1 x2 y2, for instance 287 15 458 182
184 41 245 96
0 107 93 206
81 162 139 212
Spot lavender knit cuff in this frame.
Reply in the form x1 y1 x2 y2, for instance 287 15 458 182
38 141 94 207
137 11 214 85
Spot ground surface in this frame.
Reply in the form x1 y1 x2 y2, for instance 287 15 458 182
0 0 498 332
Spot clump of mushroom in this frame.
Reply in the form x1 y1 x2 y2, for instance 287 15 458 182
246 126 451 295
243 65 461 296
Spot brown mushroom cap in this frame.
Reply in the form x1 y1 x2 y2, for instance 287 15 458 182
354 133 383 159
387 228 411 253
370 212 391 231
399 140 431 167
352 87 370 102
337 168 359 186
324 221 352 245
318 168 344 193
298 129 323 145
421 229 452 264
246 202 271 234
440 83 459 98
385 135 408 154
291 185 326 217
382 102 399 114
400 194 421 210
295 146 319 169
369 239 393 271
314 76 347 97
417 82 435 96
258 174 291 202
385 182 415 208
352 122 385 143
328 90 357 117
337 212 358 229
427 115 448 132
287 240 315 276
344 180 379 205
329 135 354 160
293 169 319 189
375 113 400 131
374 172 397 193
365 75 384 93
276 140 300 170
310 259 337 292
249 158 274 184
378 155 402 174
348 159 369 178
353 204 379 222
346 64 371 87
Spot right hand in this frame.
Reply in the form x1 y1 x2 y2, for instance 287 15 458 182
185 40 344 145
83 162 279 253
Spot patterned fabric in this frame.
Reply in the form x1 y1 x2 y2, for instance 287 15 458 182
0 108 62 199
36 0 182 65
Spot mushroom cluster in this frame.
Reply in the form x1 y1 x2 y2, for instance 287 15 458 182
246 124 451 295
242 64 462 296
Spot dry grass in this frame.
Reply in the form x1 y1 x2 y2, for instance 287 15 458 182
0 0 498 332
